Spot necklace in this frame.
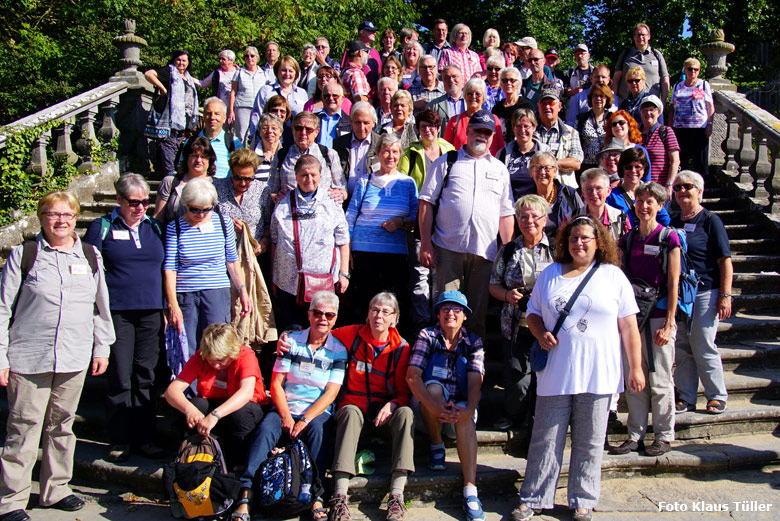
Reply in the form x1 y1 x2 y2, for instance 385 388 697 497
682 207 701 220
543 183 557 205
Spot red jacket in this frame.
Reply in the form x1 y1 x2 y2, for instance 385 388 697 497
331 324 411 414
178 345 270 405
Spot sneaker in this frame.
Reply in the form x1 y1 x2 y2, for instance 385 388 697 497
493 416 513 431
463 495 485 521
386 494 406 521
572 508 592 521
428 447 446 471
328 494 351 521
107 444 130 463
510 504 535 521
644 440 672 456
609 439 639 455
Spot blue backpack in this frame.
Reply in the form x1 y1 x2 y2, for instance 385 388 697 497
254 439 323 518
656 227 700 320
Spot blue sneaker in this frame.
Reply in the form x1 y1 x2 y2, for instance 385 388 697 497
428 447 446 471
463 495 485 521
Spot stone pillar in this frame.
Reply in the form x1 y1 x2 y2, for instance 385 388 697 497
51 121 78 165
109 19 148 86
701 30 736 167
26 130 52 177
76 108 98 173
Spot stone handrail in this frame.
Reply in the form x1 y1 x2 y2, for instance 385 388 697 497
713 89 780 217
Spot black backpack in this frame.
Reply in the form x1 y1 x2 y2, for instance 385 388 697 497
254 439 324 518
20 239 98 282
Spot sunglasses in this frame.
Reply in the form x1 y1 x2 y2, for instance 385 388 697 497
673 183 696 192
231 174 254 183
122 195 151 207
627 79 642 84
487 66 502 72
310 309 337 320
611 120 627 128
294 125 317 133
188 206 213 214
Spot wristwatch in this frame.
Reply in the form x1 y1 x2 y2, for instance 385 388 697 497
209 410 221 420
339 271 351 279
300 417 310 424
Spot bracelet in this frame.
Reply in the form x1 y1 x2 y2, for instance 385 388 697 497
209 410 221 420
236 284 246 292
300 417 310 424
720 293 732 298
339 271 351 279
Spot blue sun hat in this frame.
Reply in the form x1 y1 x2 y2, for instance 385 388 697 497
434 290 473 317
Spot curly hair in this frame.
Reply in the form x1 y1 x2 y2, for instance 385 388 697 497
604 110 642 145
554 215 619 266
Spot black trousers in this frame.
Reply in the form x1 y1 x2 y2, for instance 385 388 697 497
674 127 709 176
106 309 164 445
503 328 537 429
190 397 265 466
352 251 410 333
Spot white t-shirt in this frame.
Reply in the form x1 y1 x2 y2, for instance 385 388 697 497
527 262 638 397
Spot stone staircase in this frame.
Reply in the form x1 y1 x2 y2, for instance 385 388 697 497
1 170 779 504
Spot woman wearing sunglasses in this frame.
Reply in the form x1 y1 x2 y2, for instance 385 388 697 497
164 177 252 358
236 290 347 521
83 174 165 463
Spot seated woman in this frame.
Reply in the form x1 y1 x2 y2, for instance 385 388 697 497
237 291 347 521
163 323 269 465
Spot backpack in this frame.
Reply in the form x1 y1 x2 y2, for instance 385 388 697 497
173 132 237 170
96 214 164 245
414 149 458 240
162 434 241 520
254 439 324 518
278 143 332 173
20 239 98 282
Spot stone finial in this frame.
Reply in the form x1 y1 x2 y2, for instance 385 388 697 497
701 29 735 87
109 19 148 85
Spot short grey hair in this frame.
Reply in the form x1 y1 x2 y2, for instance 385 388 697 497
390 89 413 111
258 113 283 132
203 97 227 114
310 290 340 312
530 151 558 169
351 101 377 123
500 66 520 81
514 194 550 219
181 177 217 208
675 170 705 202
464 77 487 99
315 37 330 47
486 55 505 69
244 46 259 57
418 54 437 75
369 291 400 327
302 43 316 54
115 173 150 199
402 41 424 69
218 49 236 61
580 167 611 187
635 181 668 205
377 76 398 92
376 132 402 152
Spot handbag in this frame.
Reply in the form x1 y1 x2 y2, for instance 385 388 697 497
530 262 600 372
290 192 336 306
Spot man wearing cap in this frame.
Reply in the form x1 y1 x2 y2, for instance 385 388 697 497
545 49 566 83
427 65 465 137
597 137 628 186
341 40 371 103
521 49 558 115
426 18 451 66
516 37 536 80
341 21 382 93
406 290 486 521
418 109 514 339
565 44 594 98
535 89 583 188
613 23 670 103
566 64 616 127
640 95 680 195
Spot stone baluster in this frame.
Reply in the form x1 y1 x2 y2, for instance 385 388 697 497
722 111 740 175
75 108 98 173
25 130 52 177
737 123 755 189
752 134 772 202
51 121 77 164
98 97 119 146
768 145 780 215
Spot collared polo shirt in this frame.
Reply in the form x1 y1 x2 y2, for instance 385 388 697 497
199 129 243 178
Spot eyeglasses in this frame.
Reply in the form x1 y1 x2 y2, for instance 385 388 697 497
533 165 556 172
529 57 543 62
440 306 464 315
501 78 519 83
487 66 502 72
244 54 257 58
43 211 77 221
218 57 230 61
315 45 328 50
673 183 696 192
611 120 627 128
322 93 341 99
420 64 437 70
604 152 621 159
231 174 254 183
686 67 700 72
627 79 642 84
465 91 483 98
310 309 337 320
122 195 151 207
519 214 545 223
188 206 213 214
583 186 606 194
318 73 335 80
369 307 396 317
568 235 596 244
294 125 317 133
419 123 439 132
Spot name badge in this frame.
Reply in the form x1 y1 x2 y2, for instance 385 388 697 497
112 230 131 240
684 223 696 232
536 261 551 274
71 264 89 275
485 170 499 180
213 379 227 389
299 361 315 374
355 361 372 373
199 221 215 234
431 366 449 379
644 244 661 255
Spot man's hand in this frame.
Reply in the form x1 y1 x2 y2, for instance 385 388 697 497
92 357 109 376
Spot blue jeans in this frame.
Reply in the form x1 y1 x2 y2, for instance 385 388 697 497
674 289 728 404
241 410 332 489
177 288 231 358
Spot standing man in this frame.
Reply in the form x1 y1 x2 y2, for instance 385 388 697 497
613 23 670 103
262 41 280 84
341 41 371 104
535 89 583 188
516 37 537 79
521 49 556 114
410 55 446 112
425 18 451 66
314 37 340 73
427 65 465 137
316 83 352 148
332 102 380 197
194 98 243 179
545 49 566 83
566 64 615 127
418 110 515 338
341 20 382 94
565 44 594 99
439 23 481 82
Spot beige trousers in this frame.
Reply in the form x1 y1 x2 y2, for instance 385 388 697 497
0 369 87 513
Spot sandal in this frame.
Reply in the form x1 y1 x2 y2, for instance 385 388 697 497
311 499 328 521
706 399 727 414
675 400 695 413
231 488 252 521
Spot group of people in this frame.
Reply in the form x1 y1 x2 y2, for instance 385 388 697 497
0 18 734 521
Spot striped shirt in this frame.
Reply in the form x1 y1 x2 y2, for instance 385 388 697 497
163 212 238 292
642 124 680 185
273 328 347 417
439 48 482 81
346 173 418 255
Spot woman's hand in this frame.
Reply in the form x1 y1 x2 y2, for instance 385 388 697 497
381 217 404 233
281 414 295 436
328 188 347 204
92 357 109 376
186 407 206 430
336 275 349 294
537 331 558 351
196 413 219 437
0 369 9 387
654 322 676 347
373 401 398 427
718 295 732 320
505 288 524 306
275 331 292 356
254 237 270 256
168 304 184 334
629 366 646 393
233 218 244 234
239 288 252 317
291 418 310 438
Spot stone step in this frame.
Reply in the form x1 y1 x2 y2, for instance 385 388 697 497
701 196 744 210
708 208 753 224
728 238 779 254
724 223 767 239
730 254 780 272
716 313 780 341
732 271 780 290
731 292 780 312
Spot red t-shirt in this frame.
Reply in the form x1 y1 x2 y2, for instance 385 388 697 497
178 345 270 404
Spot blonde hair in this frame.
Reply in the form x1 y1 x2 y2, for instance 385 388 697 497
626 66 646 81
37 191 80 221
199 323 242 361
